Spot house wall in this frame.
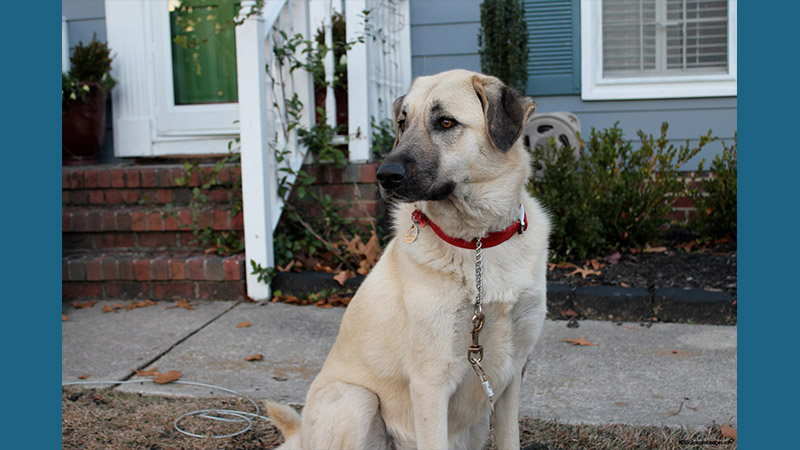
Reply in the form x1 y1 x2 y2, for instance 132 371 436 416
408 0 737 169
63 0 118 163
63 0 107 51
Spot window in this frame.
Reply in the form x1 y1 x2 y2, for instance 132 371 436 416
581 0 736 100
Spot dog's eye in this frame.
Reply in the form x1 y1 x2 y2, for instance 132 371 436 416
439 118 455 129
397 119 406 132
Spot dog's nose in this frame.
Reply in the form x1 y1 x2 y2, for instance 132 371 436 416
376 163 406 190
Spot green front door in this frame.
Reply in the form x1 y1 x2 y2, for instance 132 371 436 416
169 0 241 105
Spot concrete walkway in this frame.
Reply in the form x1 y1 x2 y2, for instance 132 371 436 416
62 300 736 429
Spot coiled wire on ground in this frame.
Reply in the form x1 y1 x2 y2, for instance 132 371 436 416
61 379 273 439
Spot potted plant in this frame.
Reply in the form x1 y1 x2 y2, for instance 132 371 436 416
62 35 117 165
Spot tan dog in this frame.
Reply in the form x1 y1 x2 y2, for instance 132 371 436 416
267 69 550 450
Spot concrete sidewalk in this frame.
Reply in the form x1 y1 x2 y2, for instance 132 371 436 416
62 300 736 429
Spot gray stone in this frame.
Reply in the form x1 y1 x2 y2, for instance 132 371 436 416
61 300 235 383
115 302 345 405
522 320 736 428
62 299 737 430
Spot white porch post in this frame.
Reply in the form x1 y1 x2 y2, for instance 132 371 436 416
104 0 157 157
345 0 371 163
236 1 275 300
62 16 70 73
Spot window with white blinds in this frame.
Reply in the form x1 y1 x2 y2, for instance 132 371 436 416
580 0 736 100
602 0 729 77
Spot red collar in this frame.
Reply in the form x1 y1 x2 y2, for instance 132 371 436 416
411 207 528 250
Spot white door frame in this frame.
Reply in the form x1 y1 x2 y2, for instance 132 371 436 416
106 0 239 157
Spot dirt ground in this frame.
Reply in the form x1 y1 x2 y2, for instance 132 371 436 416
546 238 737 300
62 388 736 450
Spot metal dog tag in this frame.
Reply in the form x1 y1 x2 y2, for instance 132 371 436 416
404 224 419 243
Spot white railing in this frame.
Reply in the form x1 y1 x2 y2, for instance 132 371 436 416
62 16 70 73
346 0 412 161
236 0 410 299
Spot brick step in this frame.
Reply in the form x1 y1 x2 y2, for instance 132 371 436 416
62 251 247 301
62 205 243 234
62 163 241 207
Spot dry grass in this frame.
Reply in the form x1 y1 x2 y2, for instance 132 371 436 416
63 388 736 450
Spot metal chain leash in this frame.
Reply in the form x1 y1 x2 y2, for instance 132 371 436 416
468 238 495 406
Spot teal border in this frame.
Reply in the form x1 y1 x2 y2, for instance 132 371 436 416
2 2 61 447
739 2 797 448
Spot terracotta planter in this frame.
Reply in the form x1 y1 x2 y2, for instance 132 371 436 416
62 82 106 165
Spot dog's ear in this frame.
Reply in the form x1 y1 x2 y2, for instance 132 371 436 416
392 95 405 147
472 76 536 152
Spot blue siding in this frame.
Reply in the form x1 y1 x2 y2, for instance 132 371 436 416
62 0 107 50
410 0 482 77
408 0 737 169
534 96 737 169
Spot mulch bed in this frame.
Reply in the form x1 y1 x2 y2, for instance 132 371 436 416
547 237 737 300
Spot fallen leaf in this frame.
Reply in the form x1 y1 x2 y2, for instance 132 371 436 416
560 309 578 319
167 299 196 310
644 243 667 253
152 370 182 384
362 231 382 266
244 354 263 361
236 321 252 328
333 270 356 286
62 314 69 321
102 305 115 313
125 299 160 310
357 259 371 276
685 405 698 411
276 260 297 272
588 259 604 270
567 266 601 279
72 300 96 309
204 247 218 254
314 262 335 273
132 367 158 377
77 374 89 380
676 241 697 252
562 335 596 346
720 425 736 441
620 282 630 288
604 251 621 265
342 233 365 256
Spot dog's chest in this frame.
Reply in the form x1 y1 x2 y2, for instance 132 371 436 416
448 297 539 414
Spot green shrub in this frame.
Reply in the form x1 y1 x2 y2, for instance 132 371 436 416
477 0 528 92
68 35 116 92
529 138 605 260
690 133 737 240
528 122 713 261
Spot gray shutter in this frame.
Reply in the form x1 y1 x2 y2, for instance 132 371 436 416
524 0 581 96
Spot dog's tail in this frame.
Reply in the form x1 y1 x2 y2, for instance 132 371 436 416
265 400 302 440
